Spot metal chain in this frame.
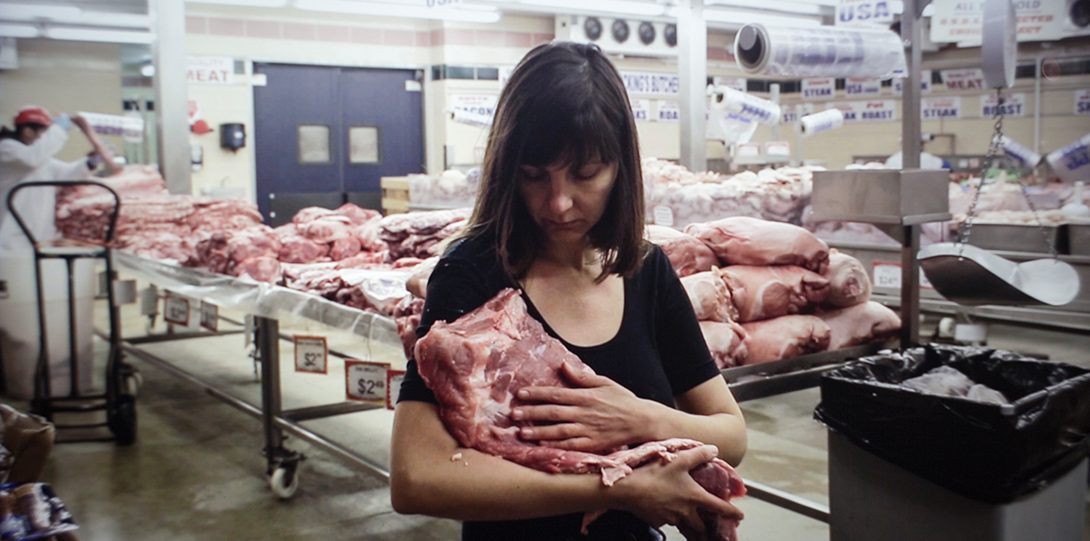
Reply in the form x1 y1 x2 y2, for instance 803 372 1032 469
957 88 1006 251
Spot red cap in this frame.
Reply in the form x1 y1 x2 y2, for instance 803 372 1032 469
190 119 213 135
14 107 52 127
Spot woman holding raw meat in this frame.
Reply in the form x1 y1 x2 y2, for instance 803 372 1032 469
391 41 747 540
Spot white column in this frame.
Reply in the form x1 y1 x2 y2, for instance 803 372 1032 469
677 0 706 171
152 0 191 194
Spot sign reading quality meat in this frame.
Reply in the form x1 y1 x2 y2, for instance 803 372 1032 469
940 68 986 91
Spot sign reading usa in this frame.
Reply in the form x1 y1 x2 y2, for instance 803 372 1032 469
836 0 896 25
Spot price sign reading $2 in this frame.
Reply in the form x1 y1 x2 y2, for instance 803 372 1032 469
293 335 328 374
345 360 389 403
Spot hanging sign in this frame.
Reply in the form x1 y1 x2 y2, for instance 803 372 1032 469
836 0 898 26
186 56 234 85
844 77 882 97
656 100 679 123
921 96 962 120
345 360 389 402
940 68 986 91
802 78 836 100
163 294 190 326
781 103 815 124
386 369 406 410
293 335 328 374
837 100 897 123
1076 90 1090 116
981 93 1026 117
893 70 931 95
200 300 218 332
630 98 651 122
931 0 1090 44
620 71 680 97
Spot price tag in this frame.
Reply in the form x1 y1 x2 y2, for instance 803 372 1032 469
200 301 218 332
872 260 902 290
293 335 328 374
163 294 190 326
386 370 406 410
765 141 791 157
652 205 674 227
345 360 389 402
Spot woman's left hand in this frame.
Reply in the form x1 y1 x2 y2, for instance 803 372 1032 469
511 362 662 452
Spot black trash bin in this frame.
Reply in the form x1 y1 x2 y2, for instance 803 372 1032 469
815 344 1090 541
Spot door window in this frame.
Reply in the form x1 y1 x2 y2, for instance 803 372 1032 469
349 125 380 164
298 124 331 164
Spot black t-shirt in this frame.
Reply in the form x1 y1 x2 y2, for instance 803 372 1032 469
397 233 719 541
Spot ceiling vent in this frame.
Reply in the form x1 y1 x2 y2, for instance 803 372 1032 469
556 15 677 57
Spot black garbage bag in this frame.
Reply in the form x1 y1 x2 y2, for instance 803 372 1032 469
814 344 1090 503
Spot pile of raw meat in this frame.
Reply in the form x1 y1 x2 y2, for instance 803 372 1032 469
643 158 818 228
415 288 746 541
408 168 479 208
649 217 901 368
53 167 468 322
54 166 264 263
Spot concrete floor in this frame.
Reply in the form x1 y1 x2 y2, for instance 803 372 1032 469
5 301 1090 540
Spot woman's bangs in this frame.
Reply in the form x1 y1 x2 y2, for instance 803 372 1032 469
514 96 623 170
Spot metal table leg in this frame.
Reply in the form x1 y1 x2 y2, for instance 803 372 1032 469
256 316 303 498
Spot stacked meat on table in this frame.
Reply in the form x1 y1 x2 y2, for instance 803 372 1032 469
651 217 901 368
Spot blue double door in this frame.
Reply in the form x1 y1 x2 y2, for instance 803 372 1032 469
253 63 424 225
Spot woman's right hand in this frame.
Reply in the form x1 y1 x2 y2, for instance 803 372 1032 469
611 445 743 535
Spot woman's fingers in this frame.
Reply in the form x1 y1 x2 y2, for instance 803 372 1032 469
516 386 586 405
517 422 581 441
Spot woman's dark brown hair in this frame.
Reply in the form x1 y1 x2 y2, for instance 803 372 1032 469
462 41 646 281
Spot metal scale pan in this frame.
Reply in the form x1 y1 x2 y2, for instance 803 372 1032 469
917 243 1079 306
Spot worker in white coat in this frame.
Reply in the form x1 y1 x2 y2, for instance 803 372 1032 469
0 106 120 253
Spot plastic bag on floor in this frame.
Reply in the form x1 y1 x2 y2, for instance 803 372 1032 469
814 344 1090 503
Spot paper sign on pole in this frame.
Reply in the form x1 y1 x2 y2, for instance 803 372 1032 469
836 100 897 123
345 360 389 402
803 78 836 100
845 77 882 97
1076 90 1090 116
450 95 497 118
893 70 931 96
187 56 234 85
781 103 815 124
293 335 328 374
836 0 899 26
981 93 1026 118
656 100 679 123
921 96 962 120
620 71 680 97
940 68 986 91
630 99 651 122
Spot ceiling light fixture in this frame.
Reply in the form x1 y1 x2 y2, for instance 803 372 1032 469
185 0 290 7
0 4 82 20
517 0 667 17
294 0 501 23
46 27 155 44
0 23 40 39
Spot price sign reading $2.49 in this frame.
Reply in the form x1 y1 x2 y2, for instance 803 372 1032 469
293 335 328 374
345 360 389 403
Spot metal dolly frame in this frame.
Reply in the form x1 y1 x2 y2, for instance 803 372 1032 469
6 180 137 445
